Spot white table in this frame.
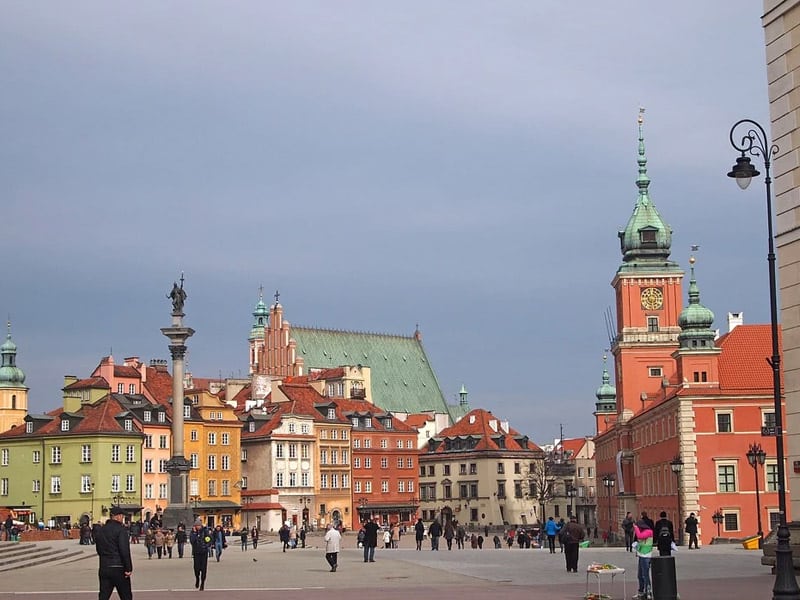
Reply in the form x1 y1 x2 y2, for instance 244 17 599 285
585 566 626 599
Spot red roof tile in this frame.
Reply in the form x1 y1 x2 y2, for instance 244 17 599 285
63 376 110 391
717 324 779 391
432 408 540 453
404 413 434 428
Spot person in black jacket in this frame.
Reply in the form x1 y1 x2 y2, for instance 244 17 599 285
654 511 675 556
363 517 380 562
95 506 133 600
189 518 211 591
175 525 187 558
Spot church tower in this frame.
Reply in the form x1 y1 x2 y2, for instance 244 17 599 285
0 322 28 432
594 354 617 435
248 288 269 375
611 110 684 418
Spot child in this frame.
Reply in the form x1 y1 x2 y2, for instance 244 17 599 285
633 519 654 600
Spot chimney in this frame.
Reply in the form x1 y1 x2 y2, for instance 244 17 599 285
728 312 743 332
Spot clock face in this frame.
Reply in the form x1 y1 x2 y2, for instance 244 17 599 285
640 287 664 310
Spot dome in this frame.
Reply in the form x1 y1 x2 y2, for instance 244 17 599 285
678 258 716 348
595 356 616 410
0 329 25 387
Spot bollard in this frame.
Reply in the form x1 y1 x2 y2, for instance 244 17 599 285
651 555 678 600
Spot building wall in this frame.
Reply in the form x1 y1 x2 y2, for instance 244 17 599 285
764 0 800 524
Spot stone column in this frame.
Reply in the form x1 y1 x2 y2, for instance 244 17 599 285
160 278 195 529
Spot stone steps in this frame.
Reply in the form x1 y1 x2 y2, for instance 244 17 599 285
0 542 94 572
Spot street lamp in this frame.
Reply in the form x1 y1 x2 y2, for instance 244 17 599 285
601 474 615 541
90 482 95 522
670 455 684 545
728 118 800 600
712 509 724 539
746 442 767 548
242 496 252 530
566 485 577 519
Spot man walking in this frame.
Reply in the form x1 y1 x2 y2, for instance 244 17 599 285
363 517 379 563
189 518 210 591
95 506 133 600
324 523 341 572
428 518 442 551
684 512 699 549
622 512 635 552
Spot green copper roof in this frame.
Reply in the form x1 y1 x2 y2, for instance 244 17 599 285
678 257 716 347
617 111 679 273
249 290 269 340
595 355 616 404
290 326 453 417
0 323 26 388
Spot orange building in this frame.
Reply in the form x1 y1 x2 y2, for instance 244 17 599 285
594 115 786 546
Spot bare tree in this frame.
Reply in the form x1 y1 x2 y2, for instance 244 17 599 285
523 459 556 526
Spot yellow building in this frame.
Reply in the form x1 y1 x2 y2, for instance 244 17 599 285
184 388 242 529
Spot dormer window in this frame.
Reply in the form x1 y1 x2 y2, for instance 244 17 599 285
249 421 255 433
183 405 191 419
384 419 393 430
351 417 359 428
364 417 372 428
61 419 69 432
640 229 657 244
327 408 336 419
158 412 165 423
25 422 33 434
124 419 133 431
143 411 152 422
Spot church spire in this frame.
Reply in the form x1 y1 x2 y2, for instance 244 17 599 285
677 254 716 348
0 320 26 388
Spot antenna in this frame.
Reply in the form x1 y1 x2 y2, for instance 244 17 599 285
603 306 616 348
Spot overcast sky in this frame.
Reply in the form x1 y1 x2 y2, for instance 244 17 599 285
1 1 770 443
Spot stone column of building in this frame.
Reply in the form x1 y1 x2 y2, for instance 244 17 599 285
161 276 195 529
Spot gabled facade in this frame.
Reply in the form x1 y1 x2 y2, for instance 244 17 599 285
0 396 144 527
419 408 543 530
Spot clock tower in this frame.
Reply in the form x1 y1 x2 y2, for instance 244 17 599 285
611 110 684 418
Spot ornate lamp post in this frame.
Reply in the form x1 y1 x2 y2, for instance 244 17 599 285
728 118 800 600
601 474 615 541
746 442 767 548
566 485 577 519
712 509 724 539
670 455 684 545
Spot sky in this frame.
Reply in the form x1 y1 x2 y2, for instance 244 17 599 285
0 1 772 444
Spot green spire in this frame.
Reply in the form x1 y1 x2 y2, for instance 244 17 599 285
595 354 616 412
0 320 26 388
459 384 468 407
249 286 269 341
617 109 679 271
678 255 716 348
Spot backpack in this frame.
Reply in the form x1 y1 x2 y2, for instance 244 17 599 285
657 524 671 550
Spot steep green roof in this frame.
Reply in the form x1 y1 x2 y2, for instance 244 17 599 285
289 326 453 417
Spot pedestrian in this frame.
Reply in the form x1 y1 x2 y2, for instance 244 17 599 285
443 520 455 550
622 512 635 552
357 526 366 549
165 529 174 558
557 518 566 552
684 512 699 549
95 506 133 600
470 533 477 549
633 518 654 600
189 518 211 591
391 522 401 548
641 511 655 531
654 511 675 557
154 528 165 559
562 516 585 573
477 535 484 549
506 528 515 549
289 525 297 549
212 525 225 561
382 528 391 549
3 515 12 541
324 523 341 572
240 527 248 551
414 518 424 551
456 522 466 549
493 535 502 548
299 525 306 548
279 523 290 552
484 524 489 538
545 517 559 554
251 526 258 550
428 519 442 551
144 528 155 559
363 517 380 562
176 525 187 558
129 521 140 544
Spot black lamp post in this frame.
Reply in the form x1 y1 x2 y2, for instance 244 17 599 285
728 118 800 600
712 509 724 538
601 474 615 540
746 442 767 548
670 455 684 545
566 485 577 519
90 482 95 522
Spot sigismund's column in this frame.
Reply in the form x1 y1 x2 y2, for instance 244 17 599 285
161 275 195 529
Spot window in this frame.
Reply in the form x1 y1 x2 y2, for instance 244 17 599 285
381 457 388 469
342 430 348 440
79 445 91 463
497 463 504 474
158 412 166 423
397 439 403 449
276 473 284 487
190 480 199 496
207 480 216 496
145 484 154 499
289 444 297 459
111 445 120 462
380 439 388 449
241 477 248 489
365 417 372 428
331 449 337 464
208 455 217 470
221 432 229 445
428 465 435 476
514 481 523 498
126 474 135 492
159 435 168 449
648 366 662 377
143 411 152 422
363 439 371 449
723 512 739 532
766 462 779 492
25 421 33 434
331 474 338 488
32 479 40 493
32 450 40 464
716 412 733 433
276 444 284 458
0 449 7 467
221 455 230 470
320 474 328 489
126 445 135 462
470 483 478 498
288 422 295 433
222 480 230 496
381 480 389 493
647 317 659 333
460 464 467 475
397 458 404 468
497 481 506 498
190 454 198 468
693 371 708 382
145 435 153 448
144 459 153 474
354 458 361 469
208 432 217 445
248 421 255 433
407 458 413 468
301 472 308 486
459 483 468 498
50 476 61 494
763 411 777 430
117 383 124 393
342 449 348 464
124 419 133 431
320 429 328 440
301 423 310 434
241 449 247 462
320 450 328 465
364 458 371 468
469 463 477 475
111 474 120 493
327 408 336 419
184 405 191 419
61 419 69 432
159 459 167 473
717 464 737 492
289 472 297 486
408 480 414 493
80 475 91 493
51 446 62 464
588 467 594 478
353 439 360 449
331 429 338 440
159 484 168 499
